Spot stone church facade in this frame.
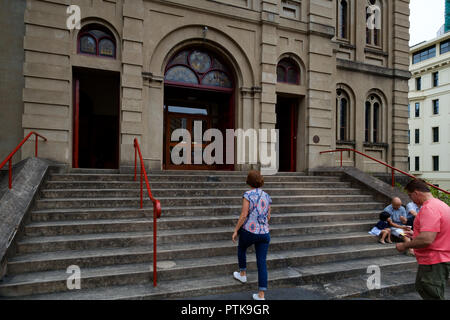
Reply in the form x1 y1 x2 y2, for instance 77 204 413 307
0 0 411 173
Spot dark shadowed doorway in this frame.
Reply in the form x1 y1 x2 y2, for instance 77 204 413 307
73 68 120 169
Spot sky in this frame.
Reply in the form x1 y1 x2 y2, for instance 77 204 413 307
410 0 445 46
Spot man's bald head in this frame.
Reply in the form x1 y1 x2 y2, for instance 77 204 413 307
392 197 402 209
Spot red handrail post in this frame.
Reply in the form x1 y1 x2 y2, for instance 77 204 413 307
132 138 162 287
391 168 395 187
140 164 143 209
35 135 38 157
134 146 137 181
153 205 157 287
8 159 12 189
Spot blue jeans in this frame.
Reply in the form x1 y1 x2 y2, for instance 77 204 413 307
237 228 270 291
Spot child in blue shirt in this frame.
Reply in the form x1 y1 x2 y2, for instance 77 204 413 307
369 211 393 244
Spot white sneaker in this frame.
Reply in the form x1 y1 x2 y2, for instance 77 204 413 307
233 272 247 283
253 293 265 300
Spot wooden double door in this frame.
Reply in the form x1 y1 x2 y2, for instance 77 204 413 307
165 112 214 170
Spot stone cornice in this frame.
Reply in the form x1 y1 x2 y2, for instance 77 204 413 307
337 59 411 80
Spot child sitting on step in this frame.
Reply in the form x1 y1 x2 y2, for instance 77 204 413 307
369 211 393 244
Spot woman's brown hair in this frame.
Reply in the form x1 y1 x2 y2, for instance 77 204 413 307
246 170 264 188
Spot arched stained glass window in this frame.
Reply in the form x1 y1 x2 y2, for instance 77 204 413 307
165 49 233 90
277 58 300 85
78 24 116 58
80 35 96 55
201 71 232 88
165 66 198 84
99 38 115 57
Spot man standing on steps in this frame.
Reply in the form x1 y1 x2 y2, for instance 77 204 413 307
396 179 450 300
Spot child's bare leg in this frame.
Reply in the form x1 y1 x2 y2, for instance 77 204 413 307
379 230 387 243
386 229 393 243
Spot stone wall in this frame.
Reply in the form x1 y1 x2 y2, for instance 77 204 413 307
0 0 26 164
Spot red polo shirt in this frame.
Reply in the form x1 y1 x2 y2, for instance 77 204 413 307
413 198 450 265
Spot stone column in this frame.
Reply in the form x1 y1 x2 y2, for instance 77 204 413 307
22 0 71 164
391 0 410 171
259 0 279 173
306 0 335 170
121 0 145 168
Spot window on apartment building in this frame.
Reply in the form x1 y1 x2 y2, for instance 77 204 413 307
416 77 422 90
432 127 439 143
415 157 420 171
415 102 420 117
366 0 381 47
408 157 410 171
408 130 410 144
408 104 410 118
433 72 439 87
441 39 450 54
433 99 439 115
433 156 439 172
413 45 436 64
415 129 420 144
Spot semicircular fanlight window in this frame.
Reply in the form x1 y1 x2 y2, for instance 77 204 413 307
201 71 232 88
165 66 198 84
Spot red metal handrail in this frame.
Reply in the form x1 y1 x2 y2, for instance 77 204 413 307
0 132 47 189
320 148 450 195
133 138 162 287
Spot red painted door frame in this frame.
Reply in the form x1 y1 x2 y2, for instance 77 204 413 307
290 102 298 172
73 78 80 169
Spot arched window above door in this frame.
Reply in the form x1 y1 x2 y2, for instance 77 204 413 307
78 24 116 58
165 49 233 90
277 58 300 85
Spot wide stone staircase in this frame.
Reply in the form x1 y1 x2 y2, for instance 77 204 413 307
0 169 418 299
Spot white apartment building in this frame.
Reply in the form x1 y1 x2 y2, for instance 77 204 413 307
409 32 450 191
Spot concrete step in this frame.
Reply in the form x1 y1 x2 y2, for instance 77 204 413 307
8 232 380 274
26 212 380 236
0 247 415 298
47 174 342 183
297 268 449 300
69 169 120 174
30 203 385 222
17 220 376 253
43 180 355 190
40 187 367 199
34 195 377 210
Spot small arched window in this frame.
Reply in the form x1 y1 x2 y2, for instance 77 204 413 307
277 58 300 85
337 0 349 40
78 24 116 58
336 89 350 141
366 0 381 47
365 95 383 143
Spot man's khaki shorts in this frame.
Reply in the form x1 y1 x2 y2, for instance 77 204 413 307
416 262 450 300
